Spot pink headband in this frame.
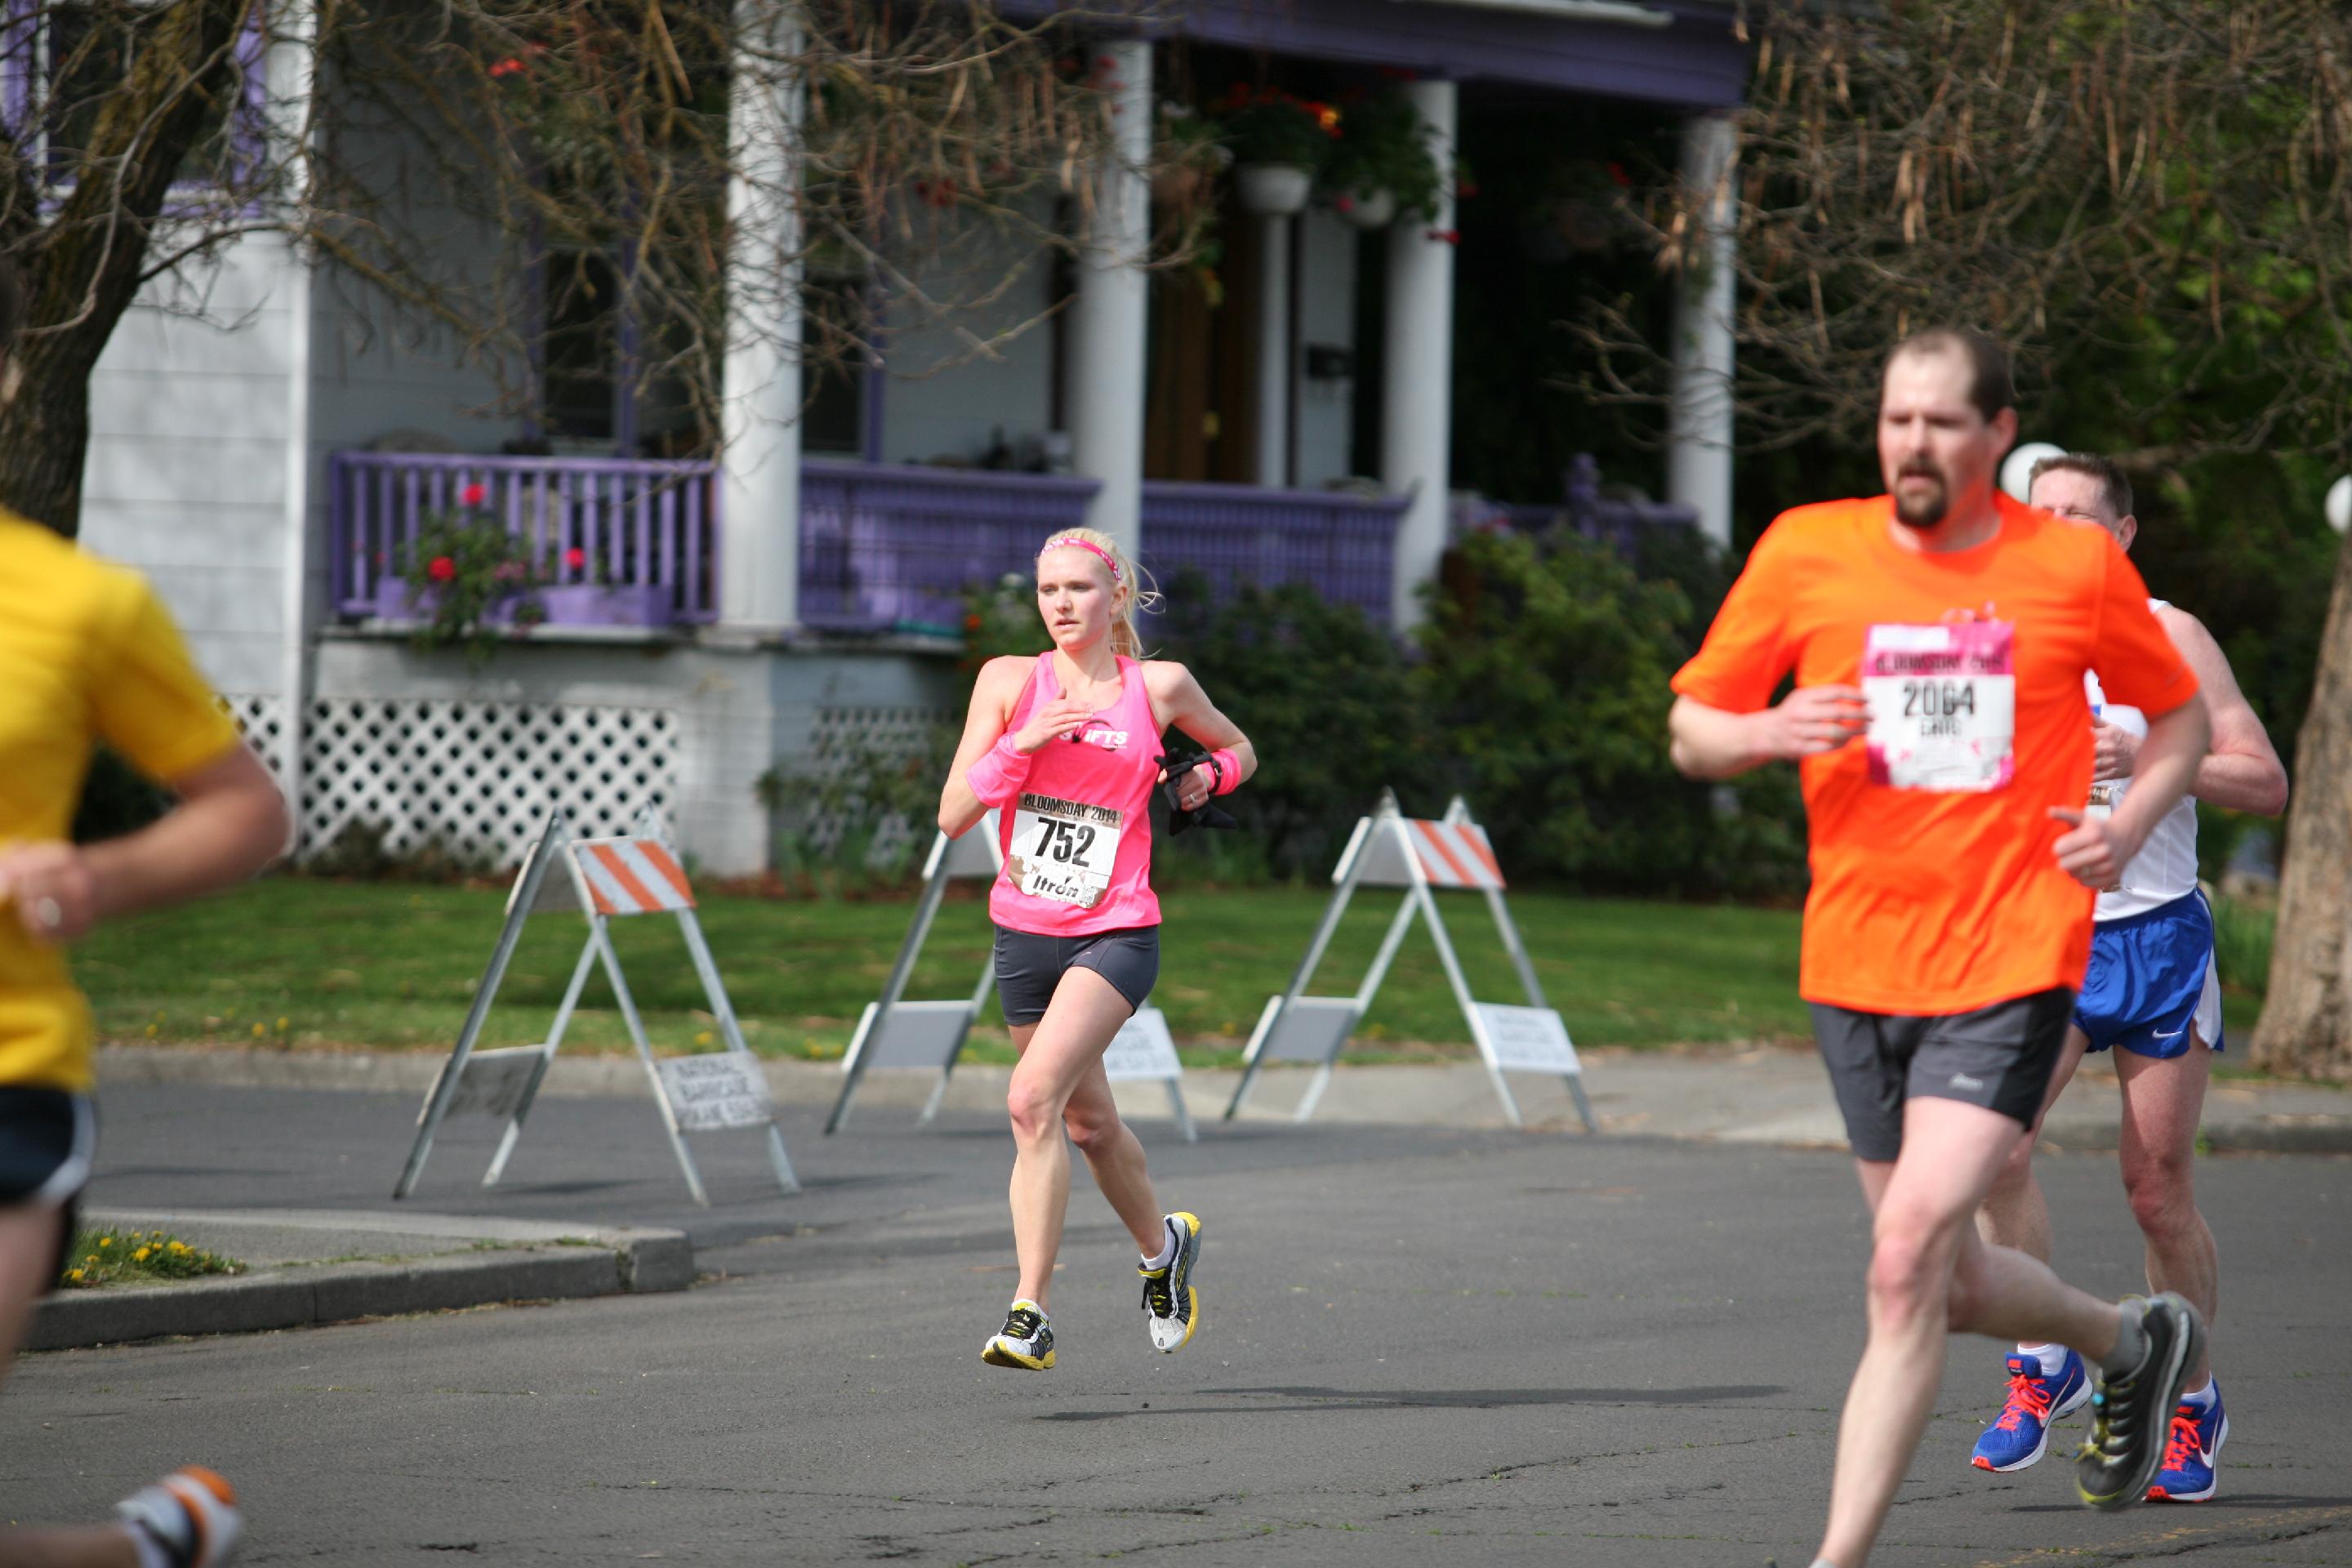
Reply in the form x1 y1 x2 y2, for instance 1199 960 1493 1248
1040 536 1122 584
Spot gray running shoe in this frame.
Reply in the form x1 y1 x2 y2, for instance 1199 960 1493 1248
2076 1293 2203 1511
1139 1211 1202 1353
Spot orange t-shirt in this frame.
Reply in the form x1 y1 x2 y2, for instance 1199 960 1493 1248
1672 493 2198 1015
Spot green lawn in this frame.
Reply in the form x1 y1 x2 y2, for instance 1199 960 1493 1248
72 879 2272 1066
70 879 1816 1064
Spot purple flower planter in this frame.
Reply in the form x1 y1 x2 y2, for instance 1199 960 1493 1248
538 583 678 628
373 580 530 625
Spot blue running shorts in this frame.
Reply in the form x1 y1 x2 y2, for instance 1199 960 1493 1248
2074 891 2223 1059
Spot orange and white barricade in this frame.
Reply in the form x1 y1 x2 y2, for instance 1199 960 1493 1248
394 810 798 1207
1224 792 1597 1132
826 813 1196 1142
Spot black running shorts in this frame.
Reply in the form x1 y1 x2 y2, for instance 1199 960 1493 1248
2 1088 96 1290
1808 988 2073 1162
993 924 1160 1027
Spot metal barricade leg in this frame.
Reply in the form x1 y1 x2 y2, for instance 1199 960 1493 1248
1165 1077 1198 1143
590 916 711 1207
1224 831 1373 1121
483 934 599 1186
827 844 956 1134
394 816 568 1199
1417 882 1523 1129
673 908 800 1194
1481 884 1597 1134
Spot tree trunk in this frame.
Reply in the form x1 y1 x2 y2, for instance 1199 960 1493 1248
0 0 248 538
2252 526 2352 1078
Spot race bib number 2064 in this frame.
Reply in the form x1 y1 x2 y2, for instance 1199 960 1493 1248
1861 621 2016 792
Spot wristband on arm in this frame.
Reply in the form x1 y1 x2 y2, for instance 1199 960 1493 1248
964 734 1032 807
1207 747 1242 795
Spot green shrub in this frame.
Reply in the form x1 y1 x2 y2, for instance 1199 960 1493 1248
1412 530 1806 897
2209 893 2274 998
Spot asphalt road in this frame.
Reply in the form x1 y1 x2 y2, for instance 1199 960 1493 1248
6 1085 2347 1566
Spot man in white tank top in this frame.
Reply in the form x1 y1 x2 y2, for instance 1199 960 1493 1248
1964 453 2289 1500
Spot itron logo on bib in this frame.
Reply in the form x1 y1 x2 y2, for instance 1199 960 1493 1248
1862 621 2016 792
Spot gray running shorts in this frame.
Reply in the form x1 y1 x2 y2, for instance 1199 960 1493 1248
993 924 1160 1026
2 1089 95 1291
1808 987 2073 1162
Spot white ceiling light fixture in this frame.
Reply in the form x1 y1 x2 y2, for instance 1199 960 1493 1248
2001 442 2067 503
1401 0 1675 29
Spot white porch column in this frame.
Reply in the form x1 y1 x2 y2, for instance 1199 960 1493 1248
1253 215 1293 488
1383 78 1458 630
1667 111 1738 551
1067 38 1152 555
719 5 804 630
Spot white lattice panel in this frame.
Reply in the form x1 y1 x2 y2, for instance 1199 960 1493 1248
298 697 678 865
796 705 952 858
220 693 289 777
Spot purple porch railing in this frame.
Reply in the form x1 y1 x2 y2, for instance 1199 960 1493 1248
331 452 1412 633
328 452 720 623
1140 482 1406 625
798 459 1101 634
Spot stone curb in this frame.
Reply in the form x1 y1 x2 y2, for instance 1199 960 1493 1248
31 1226 693 1352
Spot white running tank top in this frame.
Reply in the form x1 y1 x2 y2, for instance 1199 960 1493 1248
2084 599 2200 922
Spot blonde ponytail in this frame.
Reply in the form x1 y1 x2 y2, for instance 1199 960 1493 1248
1036 526 1160 658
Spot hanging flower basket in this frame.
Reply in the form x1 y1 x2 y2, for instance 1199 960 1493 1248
1332 187 1397 229
1236 163 1313 216
1216 87 1338 216
1320 91 1443 225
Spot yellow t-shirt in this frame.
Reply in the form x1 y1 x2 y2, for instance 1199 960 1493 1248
1 511 241 1091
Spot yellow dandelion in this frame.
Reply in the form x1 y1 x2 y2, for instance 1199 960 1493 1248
252 1022 266 1037
99 1237 112 1249
694 1031 714 1046
84 1254 97 1264
66 1268 83 1283
133 1247 152 1263
145 1025 158 1038
276 1017 289 1031
170 1241 190 1254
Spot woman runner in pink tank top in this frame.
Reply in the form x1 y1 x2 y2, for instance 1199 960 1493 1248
938 527 1255 1372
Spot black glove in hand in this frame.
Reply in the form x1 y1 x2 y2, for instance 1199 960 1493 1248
1157 752 1237 837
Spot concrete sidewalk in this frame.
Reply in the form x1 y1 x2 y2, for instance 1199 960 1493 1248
96 1040 2352 1152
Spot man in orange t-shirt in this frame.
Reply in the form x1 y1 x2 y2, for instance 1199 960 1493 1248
1668 331 2212 1568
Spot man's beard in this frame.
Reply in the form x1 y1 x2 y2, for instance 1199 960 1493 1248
1893 468 1949 529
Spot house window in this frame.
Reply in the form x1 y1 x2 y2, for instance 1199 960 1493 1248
800 281 869 457
1 0 266 192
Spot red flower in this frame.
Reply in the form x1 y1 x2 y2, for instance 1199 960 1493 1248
426 555 457 583
1334 193 1356 214
488 56 524 79
460 482 487 507
564 546 587 570
1607 161 1633 188
964 612 983 632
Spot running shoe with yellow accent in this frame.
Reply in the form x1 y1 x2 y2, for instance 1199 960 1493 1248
2076 1293 2202 1511
982 1300 1054 1370
116 1466 243 1567
1140 1211 1202 1353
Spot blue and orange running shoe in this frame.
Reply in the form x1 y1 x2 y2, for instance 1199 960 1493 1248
2147 1382 2227 1503
1971 1348 2091 1472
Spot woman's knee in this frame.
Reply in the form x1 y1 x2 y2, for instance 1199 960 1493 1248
1064 1103 1126 1156
1007 1078 1066 1143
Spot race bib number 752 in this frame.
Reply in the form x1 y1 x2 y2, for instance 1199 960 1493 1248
1008 792 1124 908
1861 621 2016 792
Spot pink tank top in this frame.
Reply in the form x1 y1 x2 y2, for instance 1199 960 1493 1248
990 653 1163 936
